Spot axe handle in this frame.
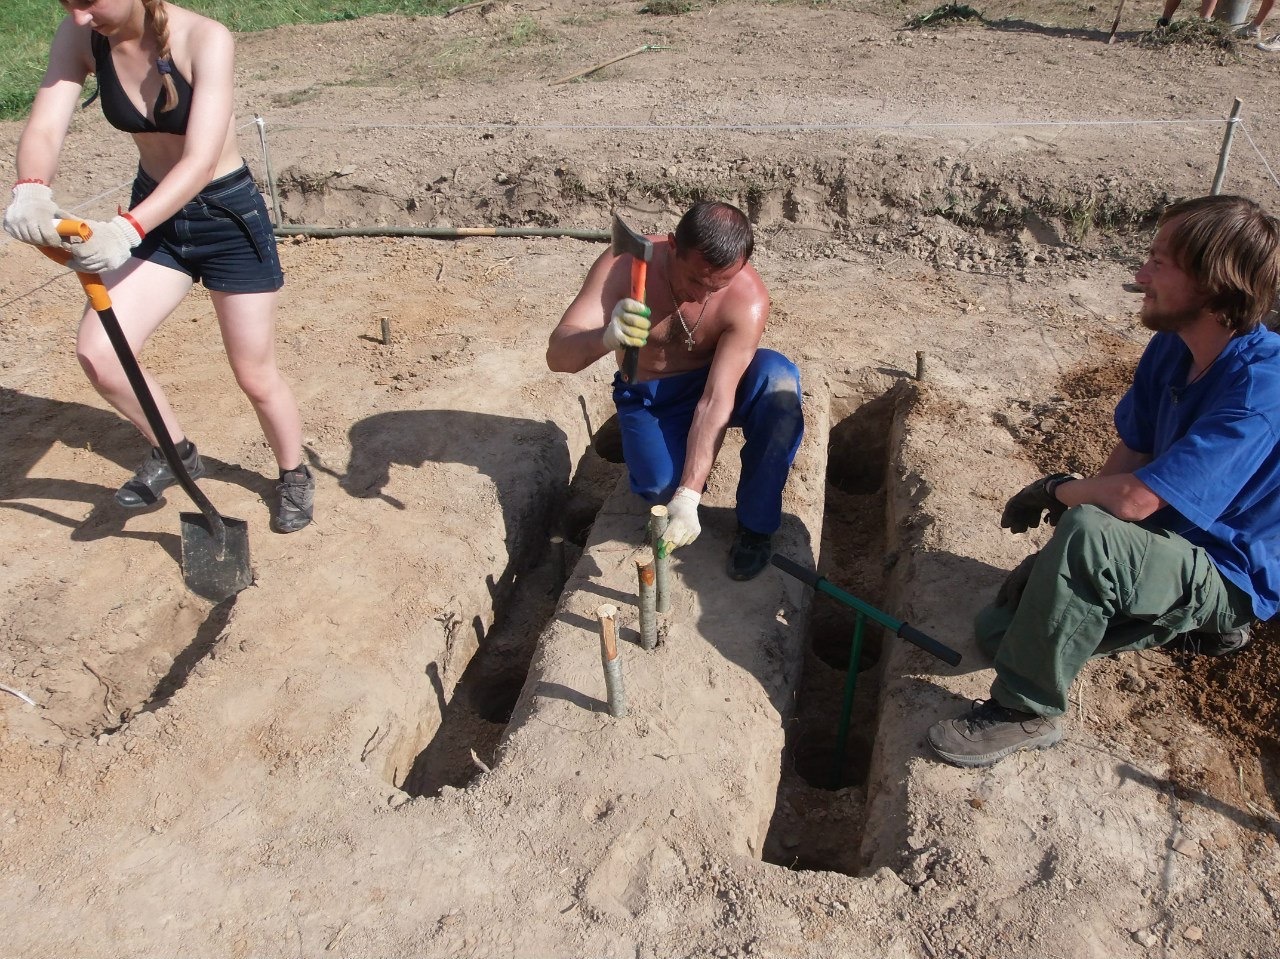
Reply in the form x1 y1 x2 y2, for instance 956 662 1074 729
622 258 647 383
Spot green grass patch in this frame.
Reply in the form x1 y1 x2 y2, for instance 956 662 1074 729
1 0 451 121
904 3 984 29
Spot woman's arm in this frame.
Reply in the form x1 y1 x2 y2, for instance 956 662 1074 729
14 18 92 185
125 18 236 232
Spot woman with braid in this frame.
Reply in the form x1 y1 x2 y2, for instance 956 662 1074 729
4 0 314 532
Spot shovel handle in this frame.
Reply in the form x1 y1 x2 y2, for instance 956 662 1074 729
39 219 112 312
39 219 229 552
621 258 647 383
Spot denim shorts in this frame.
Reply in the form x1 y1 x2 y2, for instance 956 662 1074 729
129 163 284 293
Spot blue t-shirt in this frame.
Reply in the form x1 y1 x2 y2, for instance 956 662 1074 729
1114 327 1280 619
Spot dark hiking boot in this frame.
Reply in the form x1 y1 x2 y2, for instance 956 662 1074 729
274 464 315 533
728 524 773 581
116 443 204 508
927 699 1063 768
1169 623 1253 657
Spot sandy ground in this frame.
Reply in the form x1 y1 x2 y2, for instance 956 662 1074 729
2 1 1280 956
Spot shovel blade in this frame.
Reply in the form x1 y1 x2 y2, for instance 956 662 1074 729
180 512 253 602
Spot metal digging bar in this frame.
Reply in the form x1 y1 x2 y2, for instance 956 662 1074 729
770 553 962 788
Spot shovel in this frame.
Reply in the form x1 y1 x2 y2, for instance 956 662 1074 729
610 212 653 384
43 220 253 602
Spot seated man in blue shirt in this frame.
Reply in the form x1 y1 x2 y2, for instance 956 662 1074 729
929 194 1280 768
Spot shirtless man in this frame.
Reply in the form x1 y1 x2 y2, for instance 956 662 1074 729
547 202 803 581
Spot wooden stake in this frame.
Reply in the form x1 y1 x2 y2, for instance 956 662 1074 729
1211 98 1244 196
380 317 392 346
597 604 627 718
1106 0 1126 44
647 505 671 615
915 350 927 382
636 548 657 651
550 535 566 589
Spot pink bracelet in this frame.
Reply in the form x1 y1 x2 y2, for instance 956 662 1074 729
12 178 48 188
117 208 146 241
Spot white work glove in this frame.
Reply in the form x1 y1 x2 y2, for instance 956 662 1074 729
3 182 63 247
64 214 143 274
661 487 702 551
601 298 651 351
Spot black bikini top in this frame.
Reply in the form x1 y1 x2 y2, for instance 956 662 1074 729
90 31 192 135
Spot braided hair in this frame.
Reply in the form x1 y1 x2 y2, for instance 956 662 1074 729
142 0 179 112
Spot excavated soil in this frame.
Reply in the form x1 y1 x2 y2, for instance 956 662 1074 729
2 1 1280 956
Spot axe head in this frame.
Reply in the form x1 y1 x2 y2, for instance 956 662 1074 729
611 212 653 263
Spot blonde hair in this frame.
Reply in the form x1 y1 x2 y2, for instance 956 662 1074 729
143 0 178 112
1160 195 1280 333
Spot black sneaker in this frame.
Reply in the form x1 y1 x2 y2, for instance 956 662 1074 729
927 699 1063 768
274 465 314 533
728 524 773 581
1169 623 1253 657
116 443 204 508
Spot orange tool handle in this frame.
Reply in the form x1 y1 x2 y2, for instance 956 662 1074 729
630 258 647 304
621 258 647 383
39 219 111 311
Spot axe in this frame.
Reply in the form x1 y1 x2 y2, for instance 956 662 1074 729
610 212 653 384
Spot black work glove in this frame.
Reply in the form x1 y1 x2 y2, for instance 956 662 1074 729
994 552 1038 609
1000 472 1081 534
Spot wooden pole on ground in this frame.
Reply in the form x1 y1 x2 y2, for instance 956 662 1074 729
636 548 658 651
647 505 671 615
597 604 627 718
550 45 664 86
446 0 489 16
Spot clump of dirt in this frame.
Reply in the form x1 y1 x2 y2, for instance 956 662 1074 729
1139 17 1243 61
995 345 1140 476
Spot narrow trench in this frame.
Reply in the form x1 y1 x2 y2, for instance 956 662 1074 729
763 388 899 876
401 434 623 797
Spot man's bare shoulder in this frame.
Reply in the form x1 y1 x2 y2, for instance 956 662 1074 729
720 262 769 322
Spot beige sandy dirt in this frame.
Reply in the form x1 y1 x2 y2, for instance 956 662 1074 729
2 1 1279 956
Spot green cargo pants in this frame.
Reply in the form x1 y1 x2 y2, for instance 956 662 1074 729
975 504 1254 716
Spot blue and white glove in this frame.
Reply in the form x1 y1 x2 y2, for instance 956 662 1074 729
3 183 63 247
662 487 702 551
602 297 651 351
64 215 143 274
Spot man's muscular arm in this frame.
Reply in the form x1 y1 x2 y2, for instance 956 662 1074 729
1054 440 1164 521
548 250 634 374
677 285 769 494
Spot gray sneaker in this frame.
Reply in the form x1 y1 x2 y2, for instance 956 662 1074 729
116 443 204 508
1236 23 1262 38
273 465 314 533
1258 33 1280 51
927 699 1063 768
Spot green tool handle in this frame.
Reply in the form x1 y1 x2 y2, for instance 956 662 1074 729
770 554 961 667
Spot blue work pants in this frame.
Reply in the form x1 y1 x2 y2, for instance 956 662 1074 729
611 348 803 535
